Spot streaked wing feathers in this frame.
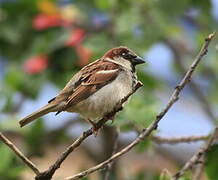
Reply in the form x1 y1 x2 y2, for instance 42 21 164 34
65 60 120 108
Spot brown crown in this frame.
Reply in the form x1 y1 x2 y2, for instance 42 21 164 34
103 46 132 59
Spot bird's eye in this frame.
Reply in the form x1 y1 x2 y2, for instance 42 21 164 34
121 52 136 60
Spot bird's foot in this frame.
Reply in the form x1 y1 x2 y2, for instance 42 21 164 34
87 119 99 137
92 126 99 137
108 114 115 124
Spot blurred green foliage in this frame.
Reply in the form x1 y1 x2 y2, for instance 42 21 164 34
205 144 218 180
0 0 218 179
0 144 24 180
25 119 46 156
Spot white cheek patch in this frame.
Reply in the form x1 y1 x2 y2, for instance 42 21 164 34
105 57 132 70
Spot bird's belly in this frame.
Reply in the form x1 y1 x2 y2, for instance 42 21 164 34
67 73 133 121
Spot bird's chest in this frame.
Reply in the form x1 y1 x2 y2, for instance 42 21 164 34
72 70 136 120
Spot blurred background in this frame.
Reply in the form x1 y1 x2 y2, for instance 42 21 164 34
0 0 218 180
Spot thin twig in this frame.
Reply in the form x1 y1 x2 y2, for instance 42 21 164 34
160 168 173 179
104 127 119 180
65 32 216 180
192 155 205 180
152 135 209 144
0 133 40 175
34 82 143 180
171 127 218 180
131 122 210 144
165 38 216 124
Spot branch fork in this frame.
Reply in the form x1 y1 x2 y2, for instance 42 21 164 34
0 32 215 180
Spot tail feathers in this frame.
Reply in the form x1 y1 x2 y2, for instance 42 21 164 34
19 104 57 127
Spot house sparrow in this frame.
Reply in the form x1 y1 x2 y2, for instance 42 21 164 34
19 46 145 130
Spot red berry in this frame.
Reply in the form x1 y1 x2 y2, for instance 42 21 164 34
33 14 61 30
23 55 48 74
76 45 92 67
66 29 85 47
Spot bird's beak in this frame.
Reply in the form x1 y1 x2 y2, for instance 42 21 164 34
131 56 145 65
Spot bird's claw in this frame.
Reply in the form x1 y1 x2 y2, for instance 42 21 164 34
91 126 99 137
87 119 99 137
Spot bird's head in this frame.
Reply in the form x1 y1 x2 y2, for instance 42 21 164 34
103 46 145 69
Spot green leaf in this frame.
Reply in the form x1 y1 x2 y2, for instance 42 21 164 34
81 177 89 180
119 123 133 132
174 171 192 180
25 119 46 156
94 0 111 9
205 144 218 180
0 144 24 179
115 93 159 128
49 46 79 87
158 0 190 17
135 140 151 153
0 145 13 173
177 177 192 180
4 66 25 91
4 65 43 98
159 169 171 180
7 166 24 179
137 69 160 90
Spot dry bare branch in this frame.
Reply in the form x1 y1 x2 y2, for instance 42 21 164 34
152 135 209 144
171 127 218 180
34 81 143 180
165 38 216 124
0 133 40 175
0 32 214 180
192 155 205 180
132 122 210 144
65 32 216 180
103 127 119 180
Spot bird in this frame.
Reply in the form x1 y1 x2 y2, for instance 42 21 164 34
19 46 145 131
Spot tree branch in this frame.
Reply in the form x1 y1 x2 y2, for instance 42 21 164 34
130 122 210 144
0 133 40 175
34 81 143 180
192 155 205 180
171 127 218 180
0 32 215 180
152 134 209 144
165 38 217 125
103 127 119 180
65 32 216 180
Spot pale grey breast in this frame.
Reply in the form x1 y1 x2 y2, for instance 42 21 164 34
68 69 134 121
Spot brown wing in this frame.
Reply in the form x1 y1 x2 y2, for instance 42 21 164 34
65 60 121 108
